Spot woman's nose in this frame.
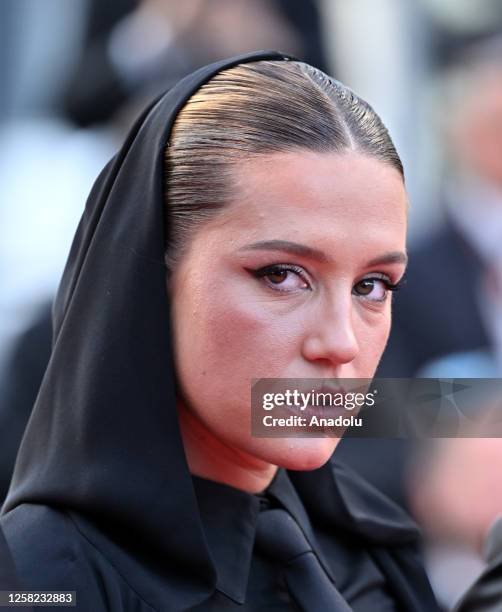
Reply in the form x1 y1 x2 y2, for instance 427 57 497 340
301 299 359 367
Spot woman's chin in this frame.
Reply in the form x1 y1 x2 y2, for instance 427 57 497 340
258 436 341 472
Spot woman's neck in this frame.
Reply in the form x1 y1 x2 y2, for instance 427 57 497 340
177 402 278 493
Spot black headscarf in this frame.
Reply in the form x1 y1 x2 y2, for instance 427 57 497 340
1 50 296 610
2 50 426 611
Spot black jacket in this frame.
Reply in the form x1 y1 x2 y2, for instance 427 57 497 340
2 461 438 611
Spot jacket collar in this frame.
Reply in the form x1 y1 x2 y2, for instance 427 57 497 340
191 457 420 605
191 475 260 604
191 467 335 604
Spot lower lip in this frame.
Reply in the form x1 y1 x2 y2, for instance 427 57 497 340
278 401 350 420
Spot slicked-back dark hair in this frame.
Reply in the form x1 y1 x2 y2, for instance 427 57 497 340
164 60 403 270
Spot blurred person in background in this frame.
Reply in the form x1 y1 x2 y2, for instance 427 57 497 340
392 37 502 610
63 0 325 129
382 36 502 379
455 484 502 610
411 437 502 612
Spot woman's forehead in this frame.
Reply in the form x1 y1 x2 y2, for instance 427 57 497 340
179 151 407 271
233 149 404 201
211 150 407 234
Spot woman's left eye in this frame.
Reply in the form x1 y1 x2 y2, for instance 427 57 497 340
352 277 397 302
251 264 310 292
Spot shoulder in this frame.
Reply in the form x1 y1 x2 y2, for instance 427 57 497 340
1 503 77 583
0 504 155 612
1 504 103 599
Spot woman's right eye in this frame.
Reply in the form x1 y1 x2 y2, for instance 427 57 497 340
251 264 311 293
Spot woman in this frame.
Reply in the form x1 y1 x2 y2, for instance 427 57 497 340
0 51 439 611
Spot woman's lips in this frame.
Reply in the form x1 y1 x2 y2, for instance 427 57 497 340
275 384 348 419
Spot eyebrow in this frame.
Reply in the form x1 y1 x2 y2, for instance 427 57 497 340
238 240 408 267
367 251 408 266
240 240 330 262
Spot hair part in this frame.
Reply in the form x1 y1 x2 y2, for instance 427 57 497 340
164 60 403 271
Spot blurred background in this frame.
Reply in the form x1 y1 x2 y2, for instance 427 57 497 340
2 1 502 609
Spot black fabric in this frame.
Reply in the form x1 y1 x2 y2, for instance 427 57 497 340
455 556 502 612
255 508 351 611
0 50 440 611
191 465 423 611
0 526 34 612
0 463 433 611
0 302 53 504
190 476 260 603
0 525 18 590
290 463 439 612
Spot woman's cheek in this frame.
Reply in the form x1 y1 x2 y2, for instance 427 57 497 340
354 311 392 377
200 294 297 377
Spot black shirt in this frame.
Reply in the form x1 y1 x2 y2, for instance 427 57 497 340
190 468 396 610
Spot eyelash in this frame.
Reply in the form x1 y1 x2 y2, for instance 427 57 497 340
250 264 404 302
354 274 404 303
250 264 309 292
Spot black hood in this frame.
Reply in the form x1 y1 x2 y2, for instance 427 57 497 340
2 50 295 610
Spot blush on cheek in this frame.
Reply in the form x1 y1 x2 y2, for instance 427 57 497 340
203 296 287 370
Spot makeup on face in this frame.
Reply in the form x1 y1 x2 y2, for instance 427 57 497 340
170 150 407 489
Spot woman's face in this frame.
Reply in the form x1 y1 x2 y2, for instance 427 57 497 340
170 151 407 481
